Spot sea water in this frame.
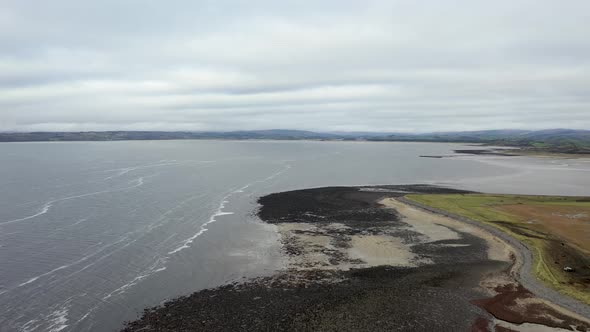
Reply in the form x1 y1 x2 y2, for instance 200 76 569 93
1 140 589 331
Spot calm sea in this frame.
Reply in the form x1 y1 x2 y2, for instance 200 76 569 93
1 140 589 331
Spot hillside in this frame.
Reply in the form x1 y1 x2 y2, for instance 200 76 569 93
372 129 590 154
1 129 589 154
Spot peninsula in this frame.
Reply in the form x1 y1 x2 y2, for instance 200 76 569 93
123 185 590 331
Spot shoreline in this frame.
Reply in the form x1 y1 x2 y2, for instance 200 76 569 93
3 138 589 157
421 146 590 159
397 196 590 319
123 185 590 331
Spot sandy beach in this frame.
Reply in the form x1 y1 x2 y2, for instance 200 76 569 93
123 185 590 331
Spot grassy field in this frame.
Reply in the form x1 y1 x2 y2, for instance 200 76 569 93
405 194 590 304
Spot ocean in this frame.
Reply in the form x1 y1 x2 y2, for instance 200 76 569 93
1 140 589 331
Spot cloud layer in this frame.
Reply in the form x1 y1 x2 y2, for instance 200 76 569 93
1 0 589 132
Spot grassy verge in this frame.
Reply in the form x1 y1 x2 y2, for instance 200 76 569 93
405 193 590 305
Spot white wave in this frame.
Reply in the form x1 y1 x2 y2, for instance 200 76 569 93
102 159 217 180
102 161 181 178
0 202 52 226
18 276 41 287
231 163 292 195
103 168 133 180
143 194 208 233
59 236 135 279
168 198 234 255
132 176 145 187
5 238 128 295
46 306 70 332
102 259 168 301
45 217 89 237
21 318 42 332
17 258 79 287
167 211 235 255
73 312 90 326
54 209 184 286
21 301 71 332
69 218 87 227
0 176 152 226
168 163 290 255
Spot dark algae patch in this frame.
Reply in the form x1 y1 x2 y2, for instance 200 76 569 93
473 283 590 331
122 264 501 331
453 149 518 156
122 185 590 331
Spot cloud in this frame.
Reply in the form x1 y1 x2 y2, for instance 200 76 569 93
1 0 589 132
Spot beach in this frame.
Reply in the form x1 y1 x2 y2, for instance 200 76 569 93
123 185 590 331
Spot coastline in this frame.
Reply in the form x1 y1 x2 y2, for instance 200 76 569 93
397 196 590 319
122 185 590 331
422 147 590 159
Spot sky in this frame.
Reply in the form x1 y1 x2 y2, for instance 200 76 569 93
1 0 589 133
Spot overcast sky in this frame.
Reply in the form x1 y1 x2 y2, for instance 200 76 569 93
1 0 589 132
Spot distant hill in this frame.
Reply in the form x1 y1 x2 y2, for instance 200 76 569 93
494 129 590 154
0 130 339 142
1 129 589 154
372 129 590 153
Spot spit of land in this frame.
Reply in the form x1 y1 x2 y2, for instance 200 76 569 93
123 185 590 332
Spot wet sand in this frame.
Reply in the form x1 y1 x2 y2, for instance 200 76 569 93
122 185 590 331
399 196 590 331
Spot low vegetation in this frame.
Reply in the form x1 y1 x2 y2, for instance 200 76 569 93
2 129 590 154
405 193 590 304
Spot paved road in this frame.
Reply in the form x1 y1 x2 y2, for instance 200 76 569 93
397 196 590 319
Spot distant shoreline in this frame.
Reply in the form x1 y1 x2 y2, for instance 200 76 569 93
3 129 589 155
6 138 589 159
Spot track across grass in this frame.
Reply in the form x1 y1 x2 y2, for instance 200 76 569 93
406 193 590 305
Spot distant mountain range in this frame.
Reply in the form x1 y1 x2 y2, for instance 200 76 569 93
373 129 590 153
1 129 589 154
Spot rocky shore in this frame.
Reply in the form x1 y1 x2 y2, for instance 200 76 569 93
122 185 590 331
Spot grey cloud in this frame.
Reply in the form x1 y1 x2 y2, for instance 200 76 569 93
1 0 589 132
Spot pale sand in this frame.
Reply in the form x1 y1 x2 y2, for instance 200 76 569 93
347 235 425 267
278 223 340 270
380 198 513 262
277 222 419 270
278 199 513 271
392 198 590 330
275 198 590 330
280 222 318 233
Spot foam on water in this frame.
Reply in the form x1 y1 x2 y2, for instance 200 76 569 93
102 161 181 180
0 176 150 226
168 197 234 255
22 301 72 332
9 142 586 332
167 163 291 256
7 237 130 293
0 202 53 226
102 259 168 301
47 306 70 332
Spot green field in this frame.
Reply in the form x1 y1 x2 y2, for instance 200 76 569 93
405 193 590 304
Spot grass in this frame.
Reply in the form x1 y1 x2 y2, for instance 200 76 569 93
405 193 590 305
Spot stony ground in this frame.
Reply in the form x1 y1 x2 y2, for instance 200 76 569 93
122 185 590 332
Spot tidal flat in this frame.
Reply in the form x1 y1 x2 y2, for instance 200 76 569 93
123 185 590 331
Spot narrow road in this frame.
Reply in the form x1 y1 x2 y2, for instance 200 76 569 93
396 196 590 319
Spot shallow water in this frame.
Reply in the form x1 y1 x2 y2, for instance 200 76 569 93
0 140 588 331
